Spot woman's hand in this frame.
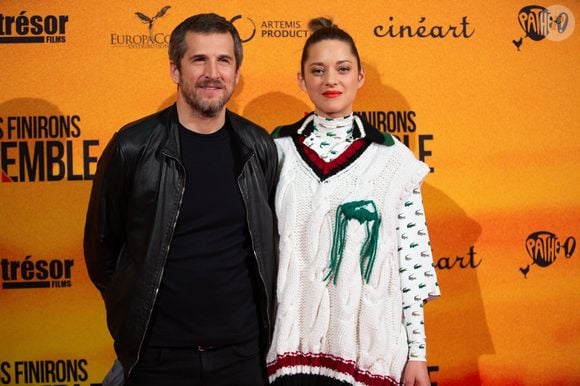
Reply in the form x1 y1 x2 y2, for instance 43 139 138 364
402 360 431 386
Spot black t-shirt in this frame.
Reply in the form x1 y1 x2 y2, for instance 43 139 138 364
147 120 259 347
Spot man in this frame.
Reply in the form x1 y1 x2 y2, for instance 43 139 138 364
84 13 278 385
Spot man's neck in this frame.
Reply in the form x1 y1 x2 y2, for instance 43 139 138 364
176 98 226 135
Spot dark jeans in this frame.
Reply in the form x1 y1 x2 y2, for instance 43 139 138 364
125 339 265 386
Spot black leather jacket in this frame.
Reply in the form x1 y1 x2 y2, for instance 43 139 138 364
84 104 278 376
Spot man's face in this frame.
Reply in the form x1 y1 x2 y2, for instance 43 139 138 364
170 31 240 117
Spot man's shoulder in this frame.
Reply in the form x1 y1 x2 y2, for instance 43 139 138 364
117 107 172 142
227 110 272 143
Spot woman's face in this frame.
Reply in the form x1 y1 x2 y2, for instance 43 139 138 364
299 39 364 118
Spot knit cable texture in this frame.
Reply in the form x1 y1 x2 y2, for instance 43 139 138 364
268 136 431 385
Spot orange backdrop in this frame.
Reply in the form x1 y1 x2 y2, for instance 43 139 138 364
1 1 579 385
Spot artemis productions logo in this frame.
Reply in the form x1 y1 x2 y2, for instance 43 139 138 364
230 15 256 42
1 255 74 289
513 4 576 50
110 5 171 48
519 231 576 278
230 15 308 43
0 11 68 44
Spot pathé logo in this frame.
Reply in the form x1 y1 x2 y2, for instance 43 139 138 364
513 4 575 50
519 231 575 278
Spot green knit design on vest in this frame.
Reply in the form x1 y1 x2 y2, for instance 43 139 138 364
324 200 381 284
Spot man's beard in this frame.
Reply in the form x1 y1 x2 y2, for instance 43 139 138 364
181 78 233 117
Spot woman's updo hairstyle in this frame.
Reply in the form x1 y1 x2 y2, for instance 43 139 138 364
300 17 361 75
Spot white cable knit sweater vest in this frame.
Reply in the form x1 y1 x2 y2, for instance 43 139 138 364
267 136 430 386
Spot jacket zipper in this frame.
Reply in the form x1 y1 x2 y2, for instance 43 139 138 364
238 152 271 346
128 154 186 376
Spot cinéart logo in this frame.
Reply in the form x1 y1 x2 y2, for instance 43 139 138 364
513 4 576 50
110 5 172 49
519 231 575 277
373 15 475 39
0 11 68 44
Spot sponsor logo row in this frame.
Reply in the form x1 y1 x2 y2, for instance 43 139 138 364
1 234 575 292
1 5 575 48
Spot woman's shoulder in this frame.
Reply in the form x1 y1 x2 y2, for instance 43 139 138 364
271 113 314 139
370 136 425 167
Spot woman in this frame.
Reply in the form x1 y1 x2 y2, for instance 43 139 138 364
266 18 440 386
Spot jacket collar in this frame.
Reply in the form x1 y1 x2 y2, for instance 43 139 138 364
272 112 394 146
225 110 253 161
161 104 253 160
161 103 180 159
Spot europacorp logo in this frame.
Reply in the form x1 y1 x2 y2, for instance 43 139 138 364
513 4 575 50
110 5 171 48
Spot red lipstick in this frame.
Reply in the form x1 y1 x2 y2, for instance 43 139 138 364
322 90 342 98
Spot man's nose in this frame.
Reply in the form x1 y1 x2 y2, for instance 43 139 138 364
204 60 220 79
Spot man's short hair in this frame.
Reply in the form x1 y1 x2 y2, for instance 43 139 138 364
169 13 243 70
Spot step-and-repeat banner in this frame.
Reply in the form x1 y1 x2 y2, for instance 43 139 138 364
1 1 578 385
